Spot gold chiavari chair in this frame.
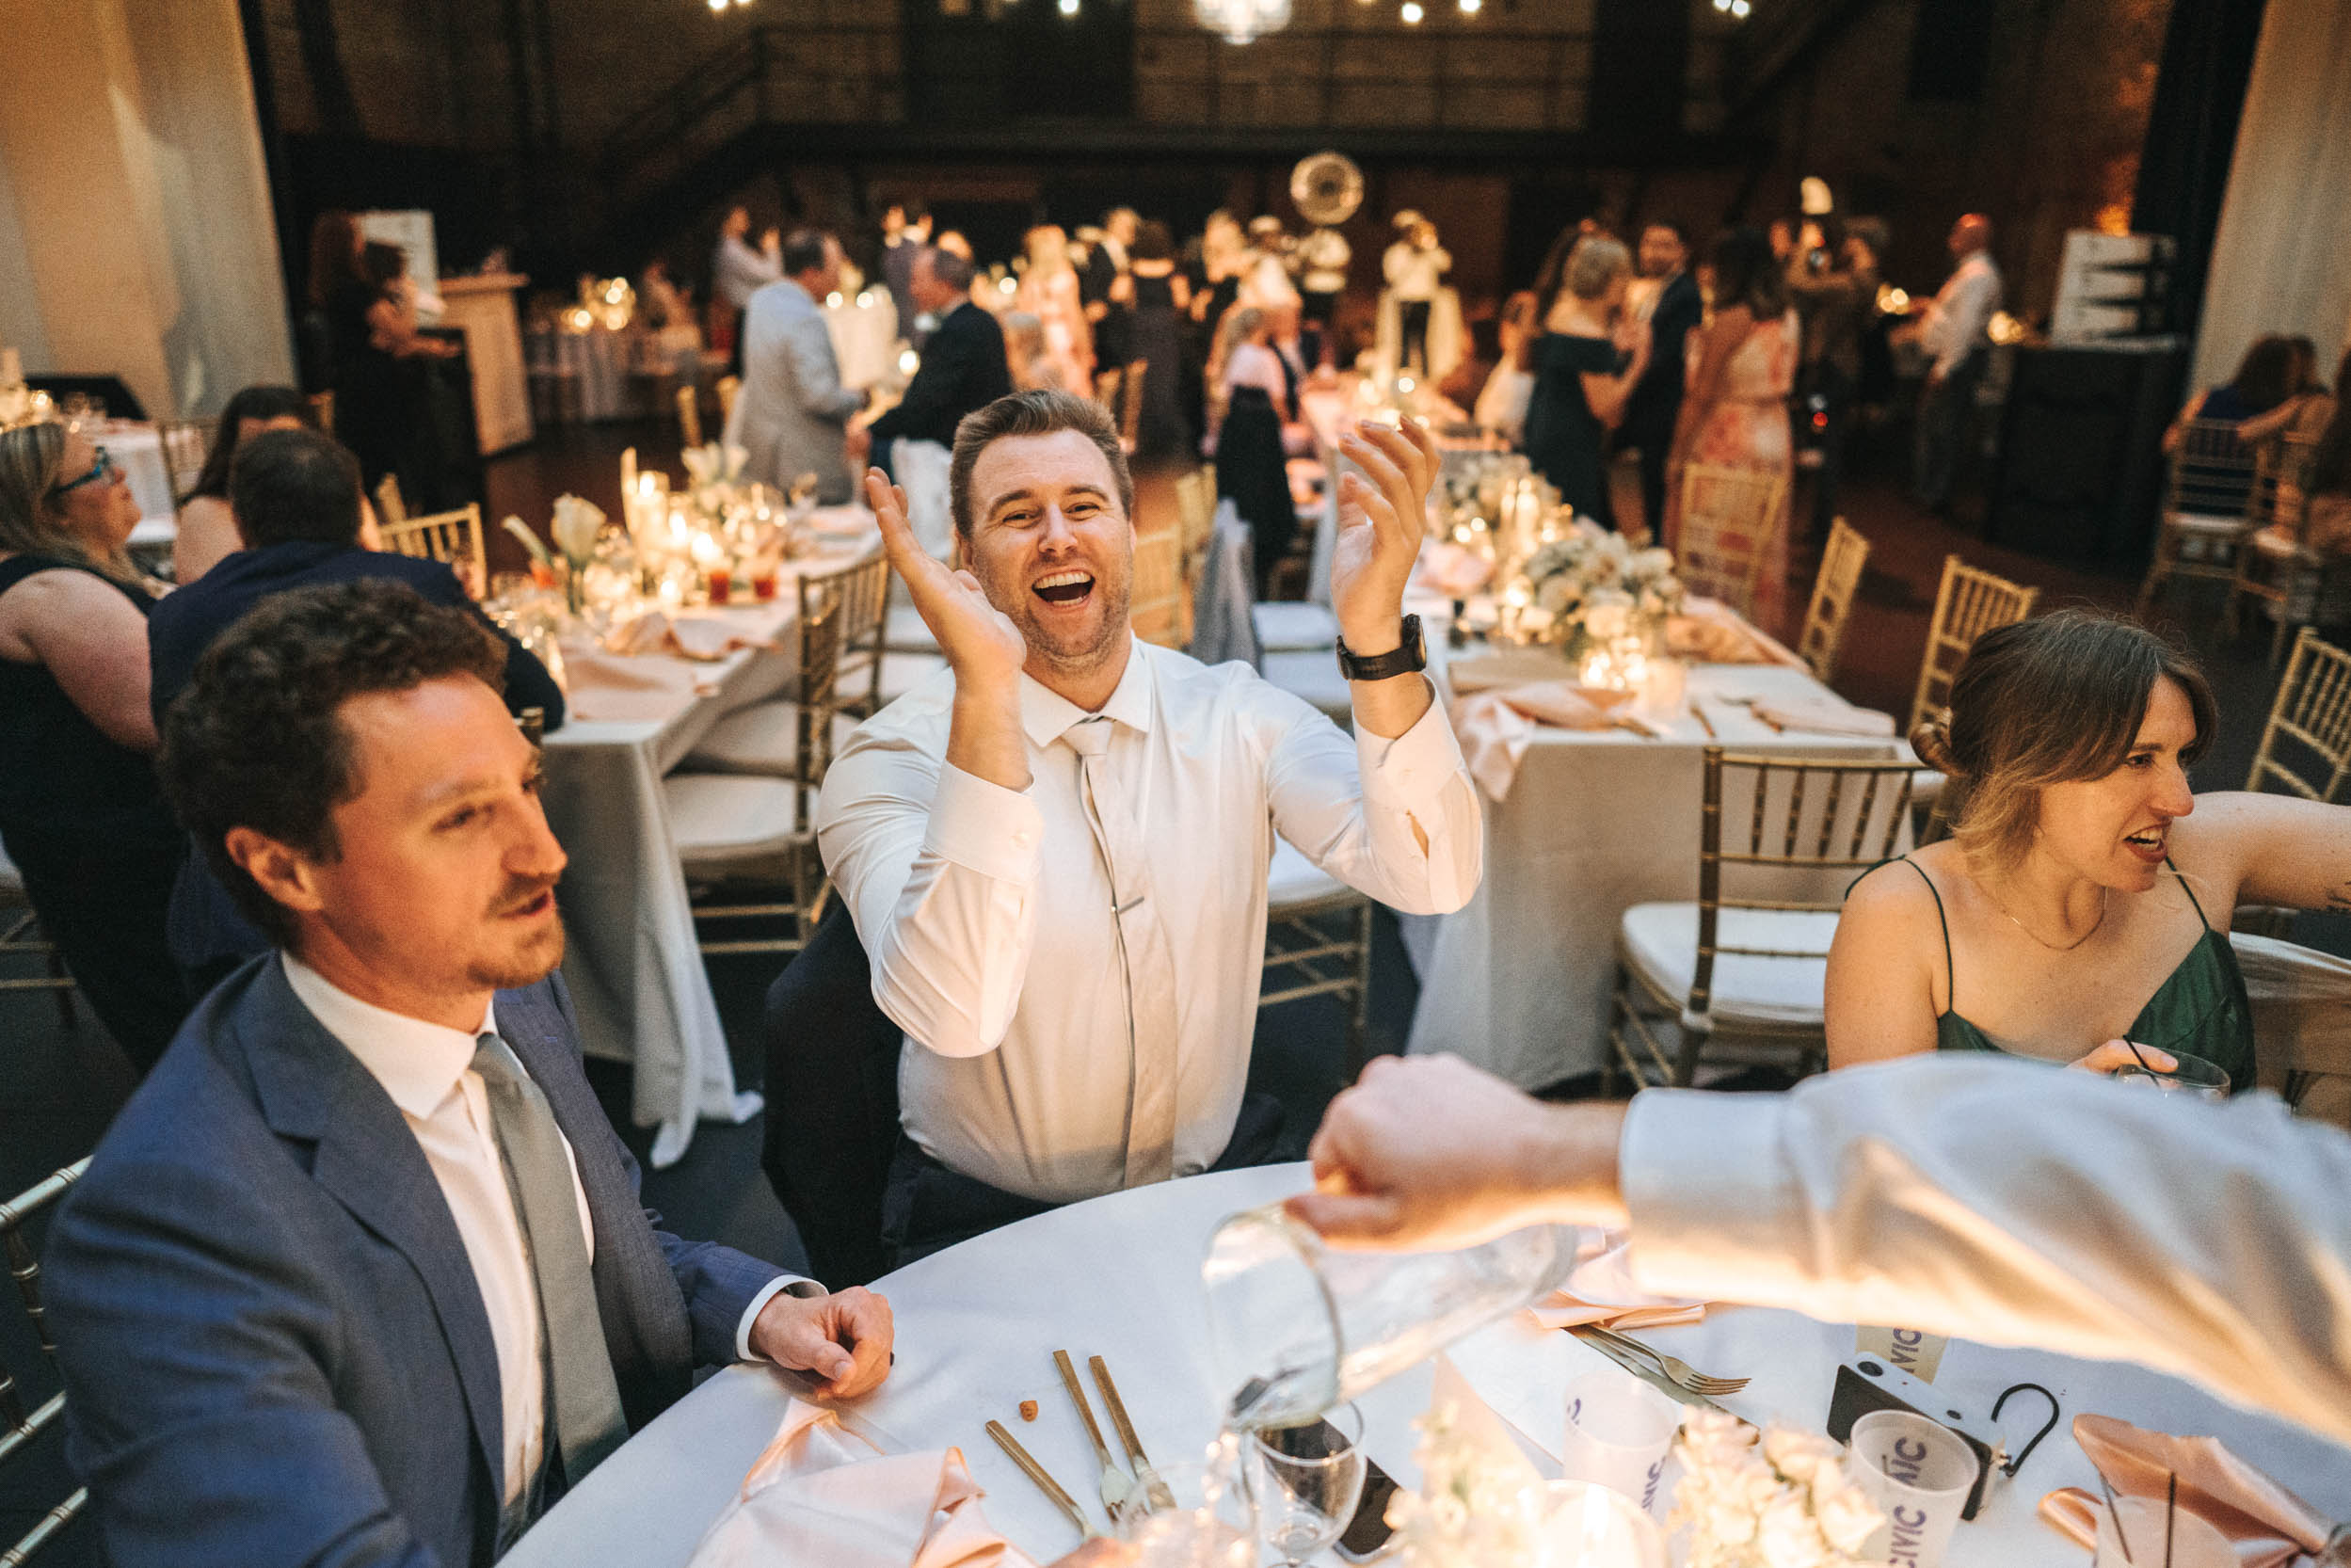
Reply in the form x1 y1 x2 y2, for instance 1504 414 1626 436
0 846 73 1030
1175 464 1219 586
1673 461 1789 622
373 472 408 524
715 375 740 424
1 1158 93 1564
377 503 487 599
2227 627 2351 940
2136 417 2261 616
2230 931 2351 1128
1260 838 1375 1080
155 418 216 498
1118 358 1147 455
2226 434 2337 666
1130 521 1187 648
1907 554 2039 734
677 383 704 450
1796 517 1871 686
1609 749 1917 1088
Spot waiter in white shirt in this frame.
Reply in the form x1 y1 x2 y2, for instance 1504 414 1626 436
819 389 1482 1262
1911 212 2003 512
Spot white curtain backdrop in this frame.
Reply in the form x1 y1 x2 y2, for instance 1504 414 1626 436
2191 0 2351 391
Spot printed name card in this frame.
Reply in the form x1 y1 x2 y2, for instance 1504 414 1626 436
1855 1326 1949 1383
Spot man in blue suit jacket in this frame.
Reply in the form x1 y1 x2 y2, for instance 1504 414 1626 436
147 427 567 992
48 579 893 1566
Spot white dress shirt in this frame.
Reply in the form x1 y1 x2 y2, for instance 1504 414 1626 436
817 641 1482 1202
713 234 782 312
1621 1055 2351 1448
282 955 799 1501
1383 241 1452 301
1919 251 2002 377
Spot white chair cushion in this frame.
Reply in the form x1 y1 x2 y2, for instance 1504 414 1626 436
685 701 861 776
2167 510 2248 537
1269 837 1350 910
1617 903 1841 1030
1262 649 1352 725
1252 601 1339 651
885 604 940 653
664 774 808 867
880 650 952 704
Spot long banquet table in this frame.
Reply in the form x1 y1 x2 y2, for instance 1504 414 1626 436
539 509 882 1166
501 1164 2351 1568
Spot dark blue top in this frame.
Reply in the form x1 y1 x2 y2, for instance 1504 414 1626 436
1522 331 1627 529
147 541 566 734
0 554 165 841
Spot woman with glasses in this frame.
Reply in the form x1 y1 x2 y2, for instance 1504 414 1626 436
0 421 190 1070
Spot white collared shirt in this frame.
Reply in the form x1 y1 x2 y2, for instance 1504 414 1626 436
283 955 797 1501
1920 251 2002 376
816 641 1482 1203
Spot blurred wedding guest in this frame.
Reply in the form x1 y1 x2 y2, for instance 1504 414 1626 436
2237 336 2338 448
1383 214 1451 376
2165 333 2299 457
1004 312 1063 392
880 197 933 348
820 393 1480 1260
1109 220 1194 462
325 236 461 513
1213 307 1306 592
171 384 310 584
712 204 782 376
726 229 867 505
2286 380 2351 560
1821 611 2351 1090
1911 212 2001 512
1667 226 1797 624
1081 206 1139 376
1287 1050 2351 1447
1017 225 1095 397
852 247 1012 480
1472 291 1539 444
1615 220 1703 539
1784 217 1881 542
0 422 188 1070
1523 235 1650 532
48 580 893 1567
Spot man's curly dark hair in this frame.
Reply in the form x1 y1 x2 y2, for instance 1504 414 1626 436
159 580 507 947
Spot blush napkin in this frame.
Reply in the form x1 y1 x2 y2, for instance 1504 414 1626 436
1449 683 1635 802
1528 1230 1707 1333
555 637 720 723
685 1397 1041 1568
2038 1415 2338 1567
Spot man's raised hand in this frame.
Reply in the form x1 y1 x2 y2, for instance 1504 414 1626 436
865 467 1026 693
1329 418 1440 655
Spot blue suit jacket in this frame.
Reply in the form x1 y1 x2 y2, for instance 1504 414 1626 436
46 956 788 1568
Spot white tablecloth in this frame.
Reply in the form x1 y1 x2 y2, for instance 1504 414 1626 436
500 1164 2351 1568
540 513 881 1167
1402 655 1901 1090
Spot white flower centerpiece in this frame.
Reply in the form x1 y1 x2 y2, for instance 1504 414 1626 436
1511 521 1684 691
1672 1410 1889 1568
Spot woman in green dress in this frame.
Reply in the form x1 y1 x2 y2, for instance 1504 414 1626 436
1828 610 2351 1091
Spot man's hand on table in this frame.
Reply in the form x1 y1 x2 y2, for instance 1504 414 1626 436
1330 417 1441 741
750 1285 895 1399
1286 1054 1630 1250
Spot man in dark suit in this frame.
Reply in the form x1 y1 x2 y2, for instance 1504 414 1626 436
1618 220 1704 540
147 426 567 995
852 247 1012 481
47 580 894 1567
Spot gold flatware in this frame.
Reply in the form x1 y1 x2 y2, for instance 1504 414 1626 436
1571 1327 1733 1414
986 1419 1096 1540
1688 699 1718 739
1091 1354 1176 1513
1053 1349 1135 1523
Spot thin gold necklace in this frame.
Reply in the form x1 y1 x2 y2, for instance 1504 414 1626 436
1986 881 2110 952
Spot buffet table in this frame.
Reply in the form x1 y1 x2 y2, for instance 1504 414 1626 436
539 509 882 1167
500 1164 2351 1567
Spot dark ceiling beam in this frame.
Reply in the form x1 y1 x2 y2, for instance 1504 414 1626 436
1721 0 1879 120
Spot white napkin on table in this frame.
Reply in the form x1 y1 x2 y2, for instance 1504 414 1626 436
605 610 779 662
556 638 717 723
1449 682 1636 802
685 1398 1041 1568
1745 696 1897 738
1528 1230 1707 1333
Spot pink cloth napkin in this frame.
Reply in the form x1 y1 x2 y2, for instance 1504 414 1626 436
2039 1415 2335 1567
1450 683 1635 801
1528 1230 1707 1332
686 1398 1041 1568
606 610 779 662
557 638 717 723
1745 695 1897 738
1667 599 1807 669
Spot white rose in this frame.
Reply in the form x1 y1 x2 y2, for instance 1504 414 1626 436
1814 1478 1885 1556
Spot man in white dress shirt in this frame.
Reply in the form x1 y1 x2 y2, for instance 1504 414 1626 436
818 390 1481 1260
712 204 781 376
1911 212 2003 512
1289 1052 2351 1450
48 580 892 1565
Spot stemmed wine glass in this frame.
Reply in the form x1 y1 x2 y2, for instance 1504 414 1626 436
1247 1403 1367 1566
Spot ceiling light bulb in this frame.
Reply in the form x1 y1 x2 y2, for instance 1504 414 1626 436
1400 1 1423 20
1459 0 1480 11
1059 0 1080 13
708 0 727 11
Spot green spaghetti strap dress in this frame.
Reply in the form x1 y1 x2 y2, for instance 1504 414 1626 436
1881 856 2257 1093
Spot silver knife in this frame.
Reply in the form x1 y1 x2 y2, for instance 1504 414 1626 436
1568 1325 1731 1415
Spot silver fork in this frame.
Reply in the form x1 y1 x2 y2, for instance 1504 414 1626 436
1581 1324 1750 1397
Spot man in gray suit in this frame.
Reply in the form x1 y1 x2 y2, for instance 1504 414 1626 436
46 580 894 1566
725 227 866 504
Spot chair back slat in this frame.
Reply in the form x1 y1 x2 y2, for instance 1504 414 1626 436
2247 628 2351 803
156 419 217 498
1673 461 1788 620
2 1159 89 1493
374 472 408 523
377 503 487 599
1130 524 1185 647
715 375 740 424
677 384 704 450
1797 518 1870 683
2167 417 2259 520
792 551 888 819
1907 553 2038 732
1119 358 1148 452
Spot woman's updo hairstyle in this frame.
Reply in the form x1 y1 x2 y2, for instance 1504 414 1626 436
1913 608 2215 866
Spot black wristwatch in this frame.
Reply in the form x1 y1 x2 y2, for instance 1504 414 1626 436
1335 615 1428 681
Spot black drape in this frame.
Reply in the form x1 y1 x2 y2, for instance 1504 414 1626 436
2130 0 2269 340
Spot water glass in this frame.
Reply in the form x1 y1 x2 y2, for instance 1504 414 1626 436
1247 1403 1367 1566
2095 1496 2234 1568
1847 1410 1976 1568
1118 1459 1254 1568
1559 1368 1679 1517
2114 1048 2231 1100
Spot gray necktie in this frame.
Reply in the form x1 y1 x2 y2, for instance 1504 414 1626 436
471 1032 629 1490
1064 717 1183 1185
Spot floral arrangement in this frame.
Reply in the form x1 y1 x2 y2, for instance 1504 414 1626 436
1383 1389 1555 1568
1515 522 1683 641
1672 1410 1887 1568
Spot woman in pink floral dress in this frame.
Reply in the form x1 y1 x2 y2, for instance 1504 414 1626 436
1016 225 1095 398
1666 227 1797 632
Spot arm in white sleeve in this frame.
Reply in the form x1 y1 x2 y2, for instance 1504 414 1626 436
1263 680 1483 916
815 735 1043 1057
1619 1056 2351 1447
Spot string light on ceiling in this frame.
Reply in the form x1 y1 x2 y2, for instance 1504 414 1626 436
1458 0 1480 11
1193 0 1291 43
1710 0 1752 16
1399 1 1423 20
705 0 751 12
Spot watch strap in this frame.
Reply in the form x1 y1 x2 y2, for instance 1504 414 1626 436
1335 615 1427 681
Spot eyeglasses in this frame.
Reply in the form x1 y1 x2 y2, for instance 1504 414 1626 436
51 446 119 496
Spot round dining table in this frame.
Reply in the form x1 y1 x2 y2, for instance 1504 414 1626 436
502 1163 2351 1567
